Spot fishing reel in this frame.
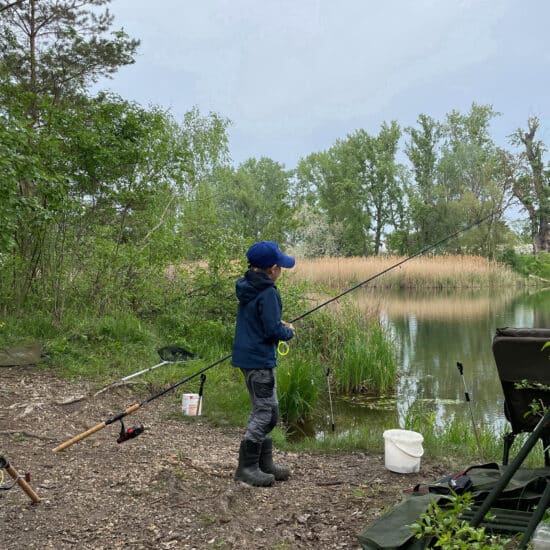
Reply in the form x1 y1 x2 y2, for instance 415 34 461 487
117 419 144 444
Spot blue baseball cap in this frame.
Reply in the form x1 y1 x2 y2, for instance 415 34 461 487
246 241 295 269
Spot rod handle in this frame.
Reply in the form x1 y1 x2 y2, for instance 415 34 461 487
53 421 107 452
5 462 42 503
53 403 141 452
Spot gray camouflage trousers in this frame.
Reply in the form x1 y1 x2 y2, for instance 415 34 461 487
241 368 279 443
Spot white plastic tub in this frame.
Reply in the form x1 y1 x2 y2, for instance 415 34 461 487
383 429 424 473
182 393 201 416
532 523 550 549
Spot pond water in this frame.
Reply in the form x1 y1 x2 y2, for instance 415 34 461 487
312 285 550 438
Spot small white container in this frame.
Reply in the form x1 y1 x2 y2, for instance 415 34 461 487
182 393 201 416
383 429 424 473
531 522 550 549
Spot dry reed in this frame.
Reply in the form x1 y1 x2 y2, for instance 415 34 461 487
291 255 520 289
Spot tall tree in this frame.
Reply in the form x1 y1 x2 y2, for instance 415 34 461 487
0 0 139 115
0 93 231 314
0 0 140 312
351 122 403 254
503 117 550 252
297 147 370 256
405 114 441 203
405 104 510 256
212 157 296 246
404 114 442 250
296 123 404 256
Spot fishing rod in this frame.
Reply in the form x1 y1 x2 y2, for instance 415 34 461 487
456 361 484 459
93 345 198 397
0 455 42 504
53 210 498 452
325 367 335 432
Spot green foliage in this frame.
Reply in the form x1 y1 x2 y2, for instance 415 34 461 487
278 355 323 423
505 117 550 253
0 0 232 319
294 303 397 395
0 91 231 316
354 122 405 255
499 250 550 279
296 123 406 257
211 158 297 246
292 204 344 257
403 104 510 257
0 0 139 102
410 492 512 549
296 151 370 256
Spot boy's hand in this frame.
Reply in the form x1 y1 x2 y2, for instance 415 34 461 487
282 321 296 334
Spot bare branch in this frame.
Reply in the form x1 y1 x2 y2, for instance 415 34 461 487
0 0 25 14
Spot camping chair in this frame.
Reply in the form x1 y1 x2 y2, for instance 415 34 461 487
492 327 550 467
468 328 550 548
358 328 550 549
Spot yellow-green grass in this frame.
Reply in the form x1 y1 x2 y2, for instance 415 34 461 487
291 255 523 289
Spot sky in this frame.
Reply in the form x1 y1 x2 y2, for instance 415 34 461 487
97 0 550 170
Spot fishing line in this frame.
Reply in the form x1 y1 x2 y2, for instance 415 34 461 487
53 210 500 451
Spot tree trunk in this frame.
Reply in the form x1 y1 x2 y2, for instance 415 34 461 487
534 216 550 252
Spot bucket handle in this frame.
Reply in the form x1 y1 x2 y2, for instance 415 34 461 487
392 441 424 459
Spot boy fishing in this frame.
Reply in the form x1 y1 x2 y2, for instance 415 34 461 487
232 241 296 487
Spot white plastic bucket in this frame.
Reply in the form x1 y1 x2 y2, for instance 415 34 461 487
182 393 202 416
383 429 424 473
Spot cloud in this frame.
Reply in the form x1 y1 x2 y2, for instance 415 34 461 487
100 0 549 166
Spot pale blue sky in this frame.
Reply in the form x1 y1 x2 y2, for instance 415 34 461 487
98 0 550 169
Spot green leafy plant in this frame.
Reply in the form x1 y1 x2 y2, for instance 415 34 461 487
410 492 512 549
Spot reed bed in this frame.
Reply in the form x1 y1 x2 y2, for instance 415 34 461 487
277 303 397 411
292 255 521 289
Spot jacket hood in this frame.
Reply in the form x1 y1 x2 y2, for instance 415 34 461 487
236 270 275 305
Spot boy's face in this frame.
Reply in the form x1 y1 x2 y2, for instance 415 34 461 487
267 265 282 282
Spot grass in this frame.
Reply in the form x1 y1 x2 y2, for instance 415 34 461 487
283 407 548 470
287 302 397 395
292 255 523 289
278 354 324 423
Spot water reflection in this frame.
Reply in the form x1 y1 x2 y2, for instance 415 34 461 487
312 286 550 437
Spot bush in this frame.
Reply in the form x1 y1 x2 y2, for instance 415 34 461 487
499 249 550 280
410 492 513 549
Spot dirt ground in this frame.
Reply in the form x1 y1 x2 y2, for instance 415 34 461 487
1 365 452 549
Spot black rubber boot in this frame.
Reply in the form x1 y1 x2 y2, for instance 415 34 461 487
235 439 275 487
259 436 290 481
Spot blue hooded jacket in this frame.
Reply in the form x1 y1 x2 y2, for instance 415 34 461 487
231 270 294 369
